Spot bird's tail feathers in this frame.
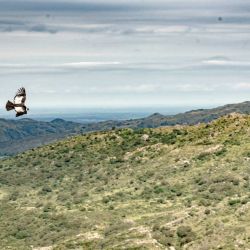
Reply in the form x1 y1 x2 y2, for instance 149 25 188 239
6 100 15 111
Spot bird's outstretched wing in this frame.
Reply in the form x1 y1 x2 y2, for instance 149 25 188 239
14 87 27 114
14 87 26 105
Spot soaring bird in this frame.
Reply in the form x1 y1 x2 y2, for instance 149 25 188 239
6 87 29 117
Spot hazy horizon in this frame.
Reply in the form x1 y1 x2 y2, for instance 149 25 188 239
0 102 231 116
0 101 238 122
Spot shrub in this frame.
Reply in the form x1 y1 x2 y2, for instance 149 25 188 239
228 199 241 206
177 226 192 238
102 196 110 204
108 205 114 210
152 229 174 247
41 186 52 193
154 185 166 194
198 199 211 207
8 191 19 201
204 209 210 215
177 226 196 245
14 230 30 239
57 193 70 202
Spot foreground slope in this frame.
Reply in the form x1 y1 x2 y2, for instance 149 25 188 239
0 113 250 249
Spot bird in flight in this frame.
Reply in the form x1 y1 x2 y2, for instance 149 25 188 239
6 87 29 117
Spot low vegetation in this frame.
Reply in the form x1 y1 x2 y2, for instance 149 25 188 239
0 113 250 249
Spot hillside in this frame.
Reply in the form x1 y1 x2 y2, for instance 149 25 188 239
0 113 250 249
2 101 250 156
0 118 85 155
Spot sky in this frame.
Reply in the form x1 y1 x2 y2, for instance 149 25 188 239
0 0 250 111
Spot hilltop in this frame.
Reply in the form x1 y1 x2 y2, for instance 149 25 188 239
2 101 250 156
0 113 250 249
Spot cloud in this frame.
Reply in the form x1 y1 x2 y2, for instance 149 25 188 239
0 19 58 34
0 61 124 75
233 82 250 90
0 0 248 13
0 19 25 25
0 1 143 12
0 61 196 74
86 84 157 94
2 58 250 76
175 83 216 92
62 61 121 68
202 58 250 67
28 24 57 34
1 0 250 38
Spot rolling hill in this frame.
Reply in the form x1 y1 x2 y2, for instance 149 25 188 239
2 101 250 156
0 113 250 249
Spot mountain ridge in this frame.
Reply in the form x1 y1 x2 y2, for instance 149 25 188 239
1 101 250 155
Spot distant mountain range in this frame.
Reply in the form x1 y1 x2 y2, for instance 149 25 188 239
0 118 84 155
1 101 250 155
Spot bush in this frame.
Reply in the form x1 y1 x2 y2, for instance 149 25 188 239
8 191 19 201
102 196 110 204
177 226 192 238
204 209 210 215
154 185 165 194
177 226 196 245
152 227 174 247
41 186 52 193
14 230 30 239
228 199 241 206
